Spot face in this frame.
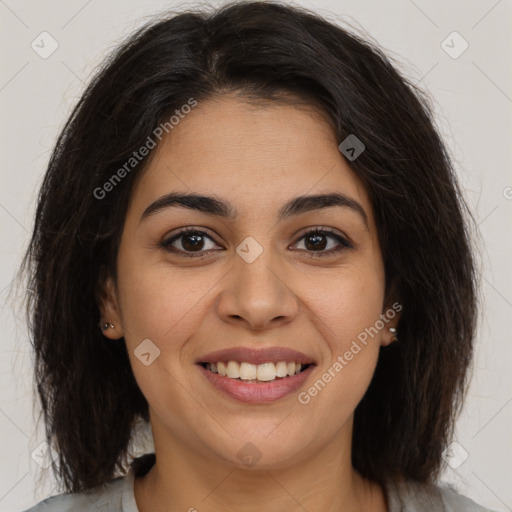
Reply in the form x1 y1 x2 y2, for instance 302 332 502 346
100 94 399 470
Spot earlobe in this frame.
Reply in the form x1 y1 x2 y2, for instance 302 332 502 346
381 306 401 347
381 277 402 346
96 272 123 339
380 326 398 347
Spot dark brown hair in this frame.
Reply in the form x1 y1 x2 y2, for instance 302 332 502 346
19 0 478 494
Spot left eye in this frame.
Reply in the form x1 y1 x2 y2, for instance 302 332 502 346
160 228 351 258
293 229 351 256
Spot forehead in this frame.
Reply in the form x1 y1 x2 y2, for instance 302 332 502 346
130 95 373 225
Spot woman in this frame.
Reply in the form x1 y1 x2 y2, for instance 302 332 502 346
20 1 494 511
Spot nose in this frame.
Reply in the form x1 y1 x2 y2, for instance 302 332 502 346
216 243 300 331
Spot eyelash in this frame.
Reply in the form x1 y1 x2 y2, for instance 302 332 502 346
160 226 352 259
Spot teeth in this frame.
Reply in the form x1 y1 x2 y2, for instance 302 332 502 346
257 362 276 381
239 362 257 380
217 361 227 376
205 361 306 381
226 361 240 379
275 361 288 378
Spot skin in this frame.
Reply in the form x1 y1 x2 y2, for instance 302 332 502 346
99 93 400 512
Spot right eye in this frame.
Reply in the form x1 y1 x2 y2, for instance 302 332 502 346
160 227 224 257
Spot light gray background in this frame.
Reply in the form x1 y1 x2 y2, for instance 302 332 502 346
1 0 511 511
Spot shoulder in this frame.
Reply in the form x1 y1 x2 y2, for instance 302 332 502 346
437 483 496 512
21 474 131 512
386 478 497 512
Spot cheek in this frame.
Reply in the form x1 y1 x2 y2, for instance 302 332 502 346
299 266 385 408
114 262 217 418
115 251 227 371
306 265 385 348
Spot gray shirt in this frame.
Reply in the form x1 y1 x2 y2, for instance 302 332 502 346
22 469 496 512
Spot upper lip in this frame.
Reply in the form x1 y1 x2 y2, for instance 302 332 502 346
196 346 316 365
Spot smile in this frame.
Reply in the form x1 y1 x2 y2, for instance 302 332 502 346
197 361 315 403
201 361 311 382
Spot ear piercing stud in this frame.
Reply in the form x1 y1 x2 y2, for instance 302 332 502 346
389 327 398 341
102 322 115 331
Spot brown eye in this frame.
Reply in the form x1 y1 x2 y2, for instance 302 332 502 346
293 229 351 257
161 228 222 257
180 232 206 251
304 232 328 251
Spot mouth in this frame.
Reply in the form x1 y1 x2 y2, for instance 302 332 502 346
198 361 314 383
195 346 317 403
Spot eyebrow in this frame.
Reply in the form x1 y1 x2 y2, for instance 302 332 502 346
140 191 368 227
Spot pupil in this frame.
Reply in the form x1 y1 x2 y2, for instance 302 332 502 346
306 233 326 251
183 233 203 251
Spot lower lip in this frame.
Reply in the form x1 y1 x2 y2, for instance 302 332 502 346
197 364 315 403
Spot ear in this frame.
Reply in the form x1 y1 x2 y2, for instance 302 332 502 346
96 269 124 340
380 277 402 347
